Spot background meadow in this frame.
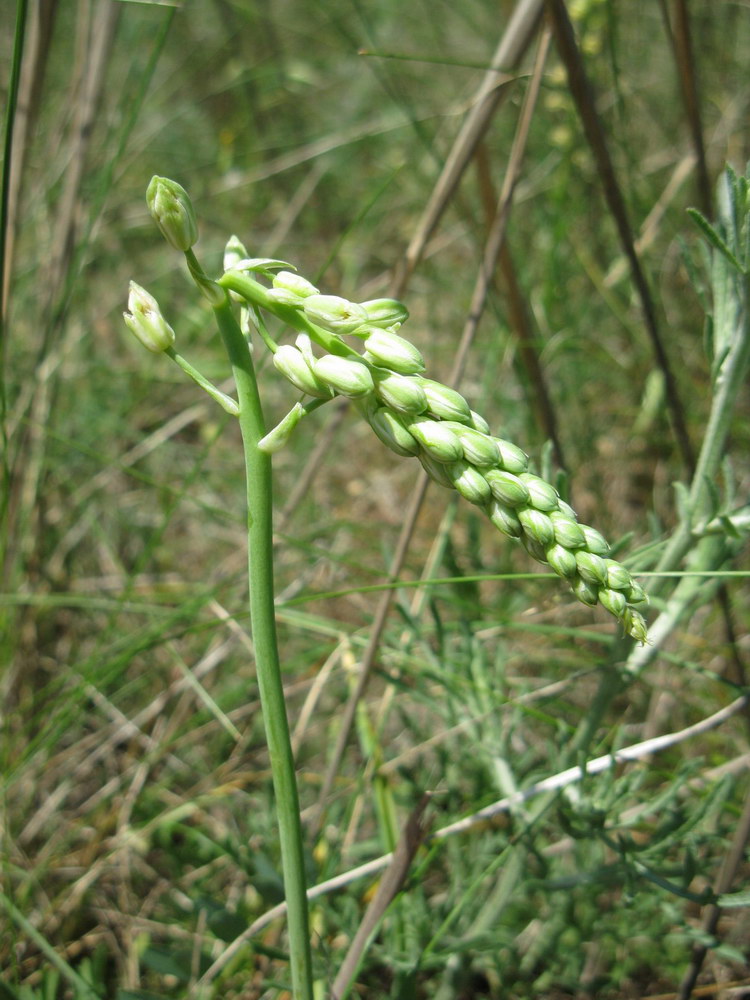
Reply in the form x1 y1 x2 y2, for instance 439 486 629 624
2 0 750 997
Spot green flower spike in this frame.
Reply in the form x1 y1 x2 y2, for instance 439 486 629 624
123 281 176 353
146 176 198 252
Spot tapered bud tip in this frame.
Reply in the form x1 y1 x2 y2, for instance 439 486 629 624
124 281 176 353
146 175 198 251
224 235 249 272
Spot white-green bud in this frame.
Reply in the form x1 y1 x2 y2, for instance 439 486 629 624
303 294 368 334
469 410 491 434
575 551 609 587
372 370 427 414
443 422 499 467
518 507 555 547
598 587 628 619
274 270 319 298
408 417 464 463
518 474 559 512
549 510 587 550
258 403 305 454
313 354 375 397
224 235 249 272
146 176 198 251
484 469 530 507
572 575 599 607
488 499 523 538
362 328 425 375
359 298 409 327
521 533 548 563
367 406 420 457
273 345 333 398
545 543 578 578
494 438 529 475
419 451 455 489
580 525 610 557
605 559 633 592
418 379 472 423
123 281 176 353
622 607 649 643
449 461 492 505
625 579 648 605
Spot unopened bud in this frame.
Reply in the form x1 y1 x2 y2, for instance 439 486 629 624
313 354 375 397
550 510 587 550
598 587 628 619
484 469 530 507
273 345 332 398
224 235 248 272
575 551 609 587
518 474 558 512
580 525 610 557
408 417 463 463
372 370 427 414
518 507 555 547
303 295 368 334
494 438 529 475
362 328 425 375
443 422 499 467
146 176 198 251
123 281 176 353
572 575 599 607
367 406 420 457
419 379 472 423
546 543 578 578
359 298 409 327
268 270 320 306
488 499 523 538
449 461 492 505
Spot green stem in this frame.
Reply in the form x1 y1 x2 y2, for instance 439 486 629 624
212 292 314 999
165 348 239 415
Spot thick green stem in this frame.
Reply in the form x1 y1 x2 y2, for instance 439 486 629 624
212 294 314 999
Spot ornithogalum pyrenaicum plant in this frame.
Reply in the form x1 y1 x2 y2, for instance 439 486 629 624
125 176 650 997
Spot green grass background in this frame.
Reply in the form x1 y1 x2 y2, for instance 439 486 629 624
2 0 749 997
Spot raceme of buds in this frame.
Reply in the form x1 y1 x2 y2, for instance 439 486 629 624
146 176 198 252
236 266 648 642
123 281 176 353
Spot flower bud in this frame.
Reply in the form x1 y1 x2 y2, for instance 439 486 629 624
443 423 499 467
521 533 547 563
518 507 555 547
545 543 578 578
418 379 472 423
580 525 610 557
367 406 420 457
407 417 463 463
419 451 454 489
549 510 587 550
518 474 558 512
484 469 530 507
469 410 491 434
571 575 599 607
313 354 375 397
273 345 333 398
224 235 249 272
372 370 427 414
359 298 409 327
449 461 492 505
146 176 198 251
303 294 368 334
488 499 522 538
625 579 648 605
605 559 633 592
622 607 649 643
598 587 628 619
362 328 425 375
575 551 609 587
123 281 176 353
258 403 304 454
494 438 529 475
274 270 319 298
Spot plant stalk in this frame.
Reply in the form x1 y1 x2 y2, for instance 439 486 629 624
212 292 314 999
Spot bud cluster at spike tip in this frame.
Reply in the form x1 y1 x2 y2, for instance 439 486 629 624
218 257 649 642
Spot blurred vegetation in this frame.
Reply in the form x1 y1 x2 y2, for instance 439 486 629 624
1 0 749 997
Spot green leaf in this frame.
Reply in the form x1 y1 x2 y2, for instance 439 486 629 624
687 208 745 274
